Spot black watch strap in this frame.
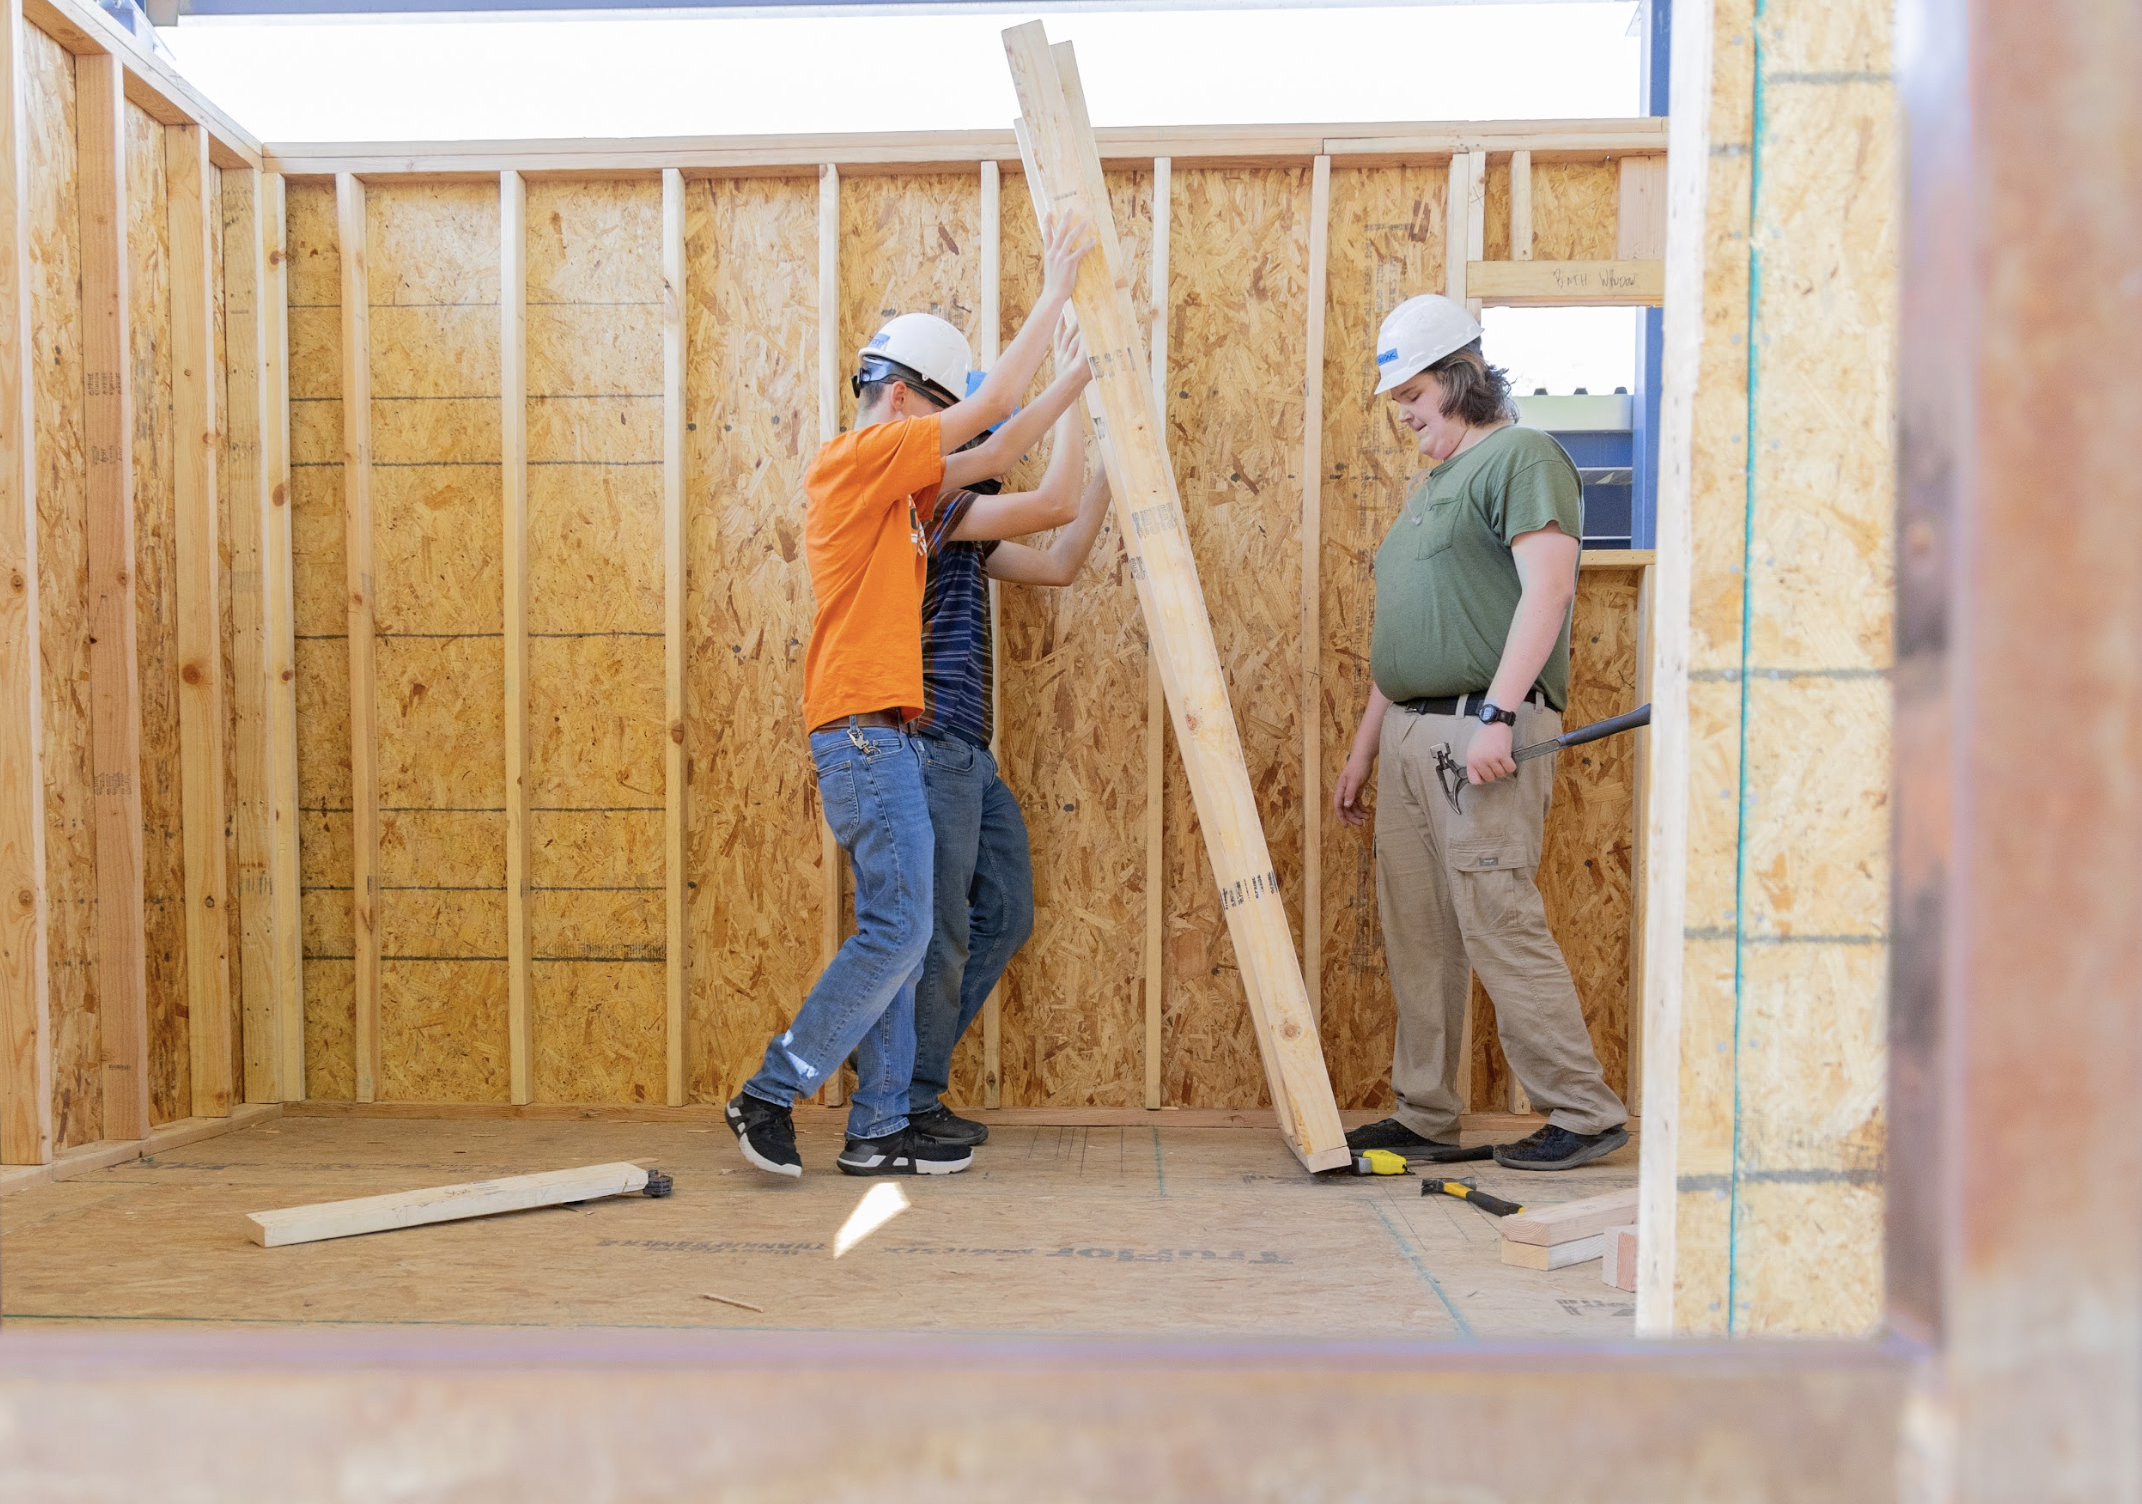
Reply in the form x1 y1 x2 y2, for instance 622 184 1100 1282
1477 700 1517 727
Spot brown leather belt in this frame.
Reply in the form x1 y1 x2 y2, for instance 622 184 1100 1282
811 708 901 734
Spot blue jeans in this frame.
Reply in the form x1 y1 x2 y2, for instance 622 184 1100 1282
909 732 1035 1115
743 725 933 1140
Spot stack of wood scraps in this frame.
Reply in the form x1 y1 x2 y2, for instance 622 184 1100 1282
1497 1187 1638 1272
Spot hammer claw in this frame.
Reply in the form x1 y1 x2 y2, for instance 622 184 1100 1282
1431 742 1467 816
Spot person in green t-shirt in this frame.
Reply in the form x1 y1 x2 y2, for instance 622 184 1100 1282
1332 293 1629 1173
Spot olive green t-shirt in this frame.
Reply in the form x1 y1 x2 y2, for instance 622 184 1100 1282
1368 424 1584 711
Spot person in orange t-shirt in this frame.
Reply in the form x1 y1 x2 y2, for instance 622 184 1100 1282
729 210 1096 1180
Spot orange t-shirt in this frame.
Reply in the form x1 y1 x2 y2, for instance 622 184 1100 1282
801 415 946 729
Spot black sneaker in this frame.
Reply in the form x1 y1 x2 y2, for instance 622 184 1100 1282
1345 1117 1493 1163
909 1104 989 1147
836 1126 973 1176
727 1093 802 1178
1493 1123 1630 1172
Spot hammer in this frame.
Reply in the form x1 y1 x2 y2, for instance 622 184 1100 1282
1432 704 1652 815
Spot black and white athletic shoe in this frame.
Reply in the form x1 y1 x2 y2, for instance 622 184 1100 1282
909 1104 989 1147
836 1126 973 1176
727 1092 802 1178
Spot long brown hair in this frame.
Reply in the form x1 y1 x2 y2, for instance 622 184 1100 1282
1426 340 1514 426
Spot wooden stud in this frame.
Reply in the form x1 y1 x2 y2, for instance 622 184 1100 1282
660 167 687 1109
499 168 530 1105
815 162 842 1110
224 165 281 1104
1444 150 1470 308
1627 561 1655 1115
1008 29 1348 1171
258 170 303 1100
335 172 379 1104
1616 153 1668 261
0 0 51 1164
1464 149 1487 320
1299 154 1328 1037
169 122 233 1119
247 1161 651 1248
79 53 149 1143
1511 149 1533 261
1142 154 1170 1112
978 157 1003 1111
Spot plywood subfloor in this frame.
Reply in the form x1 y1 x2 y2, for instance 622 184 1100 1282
0 1114 1638 1341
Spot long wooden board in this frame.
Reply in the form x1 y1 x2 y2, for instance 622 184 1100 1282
1003 24 1346 1172
79 53 149 1143
500 168 532 1105
168 122 233 1120
335 172 379 1103
224 164 281 1105
258 170 303 1101
246 1159 651 1247
0 0 51 1165
660 168 687 1108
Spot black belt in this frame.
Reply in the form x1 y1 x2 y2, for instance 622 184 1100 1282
1394 689 1552 717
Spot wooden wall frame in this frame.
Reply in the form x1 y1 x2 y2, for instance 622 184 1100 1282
0 3 2135 1498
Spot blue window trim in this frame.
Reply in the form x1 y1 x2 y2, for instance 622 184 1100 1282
1630 0 1671 551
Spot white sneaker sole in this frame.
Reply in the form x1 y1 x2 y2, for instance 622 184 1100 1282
836 1149 973 1176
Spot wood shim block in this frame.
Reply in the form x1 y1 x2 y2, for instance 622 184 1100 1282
246 1160 649 1247
1499 1186 1639 1247
1465 259 1662 307
1502 1232 1605 1271
1002 22 1348 1173
1602 1223 1638 1292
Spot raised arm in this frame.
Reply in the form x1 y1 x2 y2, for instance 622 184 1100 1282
951 406 1085 542
942 325 1091 492
937 210 1094 455
985 464 1112 587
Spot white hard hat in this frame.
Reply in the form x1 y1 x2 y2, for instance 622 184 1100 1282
856 313 972 407
1373 294 1484 395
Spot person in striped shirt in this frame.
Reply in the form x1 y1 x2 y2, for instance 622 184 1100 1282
905 370 1114 1147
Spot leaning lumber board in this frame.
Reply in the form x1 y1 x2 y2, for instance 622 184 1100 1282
1003 23 1348 1173
1499 1186 1640 1247
246 1161 651 1248
1502 1232 1605 1271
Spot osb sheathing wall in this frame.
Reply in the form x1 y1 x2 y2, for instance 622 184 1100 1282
285 153 1650 1113
21 20 256 1148
1639 0 1896 1337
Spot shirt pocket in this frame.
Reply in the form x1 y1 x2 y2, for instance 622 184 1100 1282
1413 497 1463 560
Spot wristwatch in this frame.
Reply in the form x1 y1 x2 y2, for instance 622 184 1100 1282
1476 700 1517 728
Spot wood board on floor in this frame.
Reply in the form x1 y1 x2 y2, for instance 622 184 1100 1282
0 1115 1638 1340
247 1159 650 1247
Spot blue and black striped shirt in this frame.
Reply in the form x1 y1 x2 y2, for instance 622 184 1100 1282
911 490 999 748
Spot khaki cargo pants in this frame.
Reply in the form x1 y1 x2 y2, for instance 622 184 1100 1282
1374 701 1626 1140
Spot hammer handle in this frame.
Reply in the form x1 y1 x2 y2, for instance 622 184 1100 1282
1512 703 1652 764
